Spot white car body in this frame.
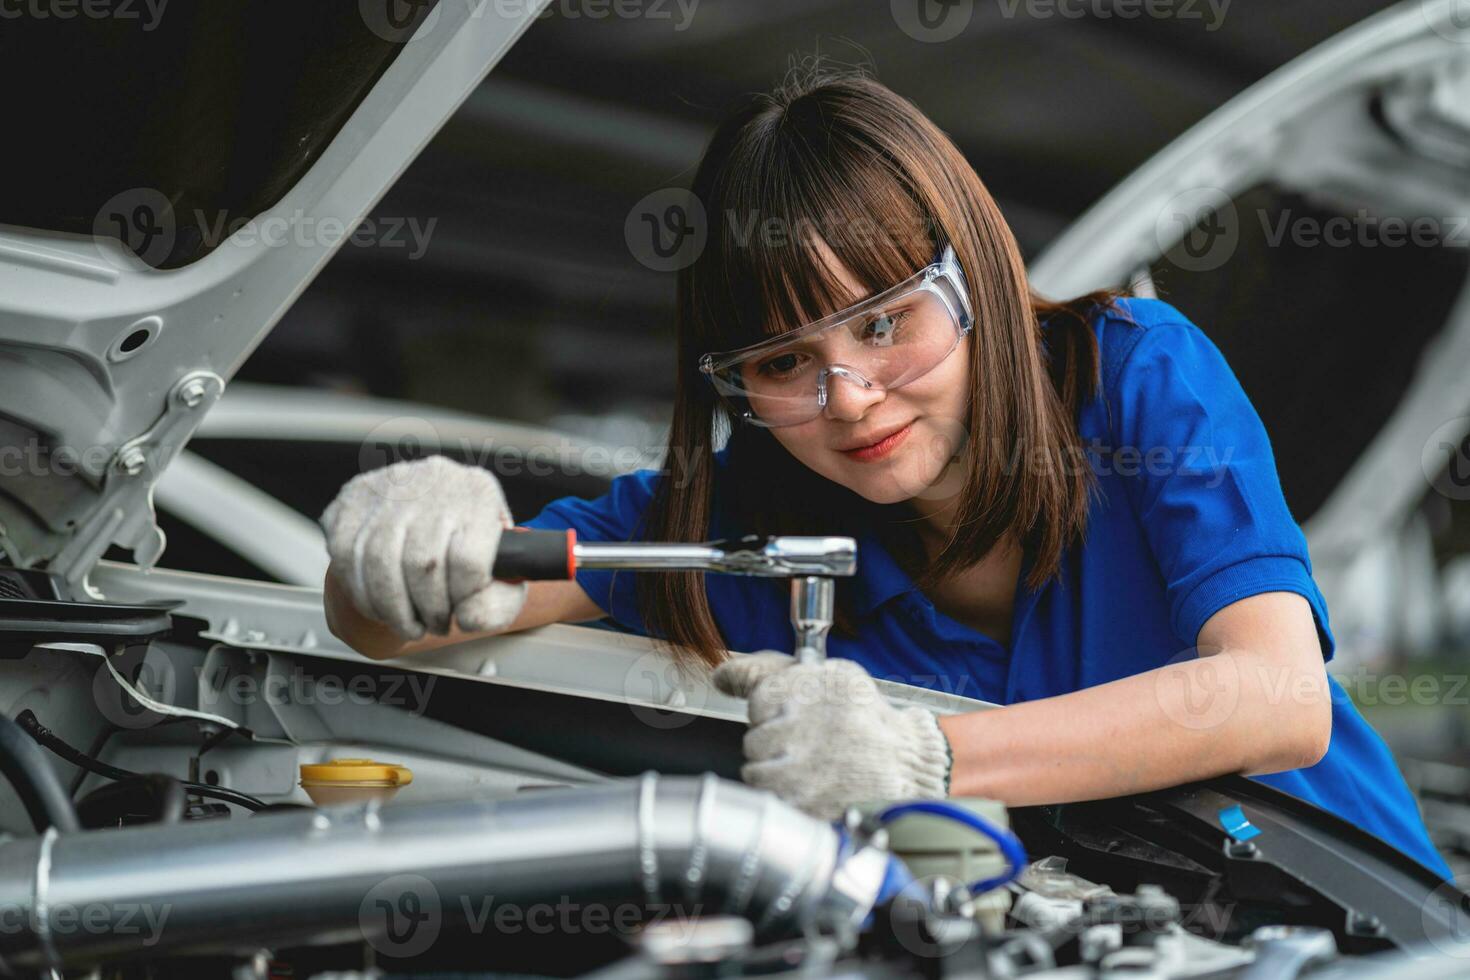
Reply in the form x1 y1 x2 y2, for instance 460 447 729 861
0 1 1467 974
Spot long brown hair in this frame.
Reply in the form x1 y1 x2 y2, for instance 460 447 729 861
637 66 1120 669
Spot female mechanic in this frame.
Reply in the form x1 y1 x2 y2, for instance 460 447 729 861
319 68 1451 880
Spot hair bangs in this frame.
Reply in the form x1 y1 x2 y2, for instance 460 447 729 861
701 107 937 356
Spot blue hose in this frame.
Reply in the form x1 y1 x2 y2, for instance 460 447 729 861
875 799 1027 895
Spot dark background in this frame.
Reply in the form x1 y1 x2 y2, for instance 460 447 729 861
239 0 1407 450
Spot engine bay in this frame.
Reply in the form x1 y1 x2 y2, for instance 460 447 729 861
0 563 1466 979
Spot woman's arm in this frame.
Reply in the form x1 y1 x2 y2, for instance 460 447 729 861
938 590 1333 805
323 562 604 661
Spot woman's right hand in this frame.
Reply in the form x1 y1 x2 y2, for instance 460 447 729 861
318 455 529 642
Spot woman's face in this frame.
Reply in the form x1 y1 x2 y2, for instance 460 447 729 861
766 242 973 506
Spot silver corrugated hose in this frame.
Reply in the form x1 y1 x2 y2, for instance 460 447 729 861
0 773 887 970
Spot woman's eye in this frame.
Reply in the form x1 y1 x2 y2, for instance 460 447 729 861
861 310 909 344
757 352 806 377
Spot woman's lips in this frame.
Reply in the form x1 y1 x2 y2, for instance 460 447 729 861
841 422 914 462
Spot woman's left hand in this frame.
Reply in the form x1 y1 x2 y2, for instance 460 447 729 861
710 652 952 819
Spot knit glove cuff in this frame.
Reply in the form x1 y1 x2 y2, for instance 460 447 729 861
899 706 953 800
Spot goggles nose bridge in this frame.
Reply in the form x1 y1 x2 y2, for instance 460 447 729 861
815 363 878 409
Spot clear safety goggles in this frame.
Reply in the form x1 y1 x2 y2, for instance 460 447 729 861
698 245 974 428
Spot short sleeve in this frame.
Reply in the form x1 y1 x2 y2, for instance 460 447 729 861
1105 310 1337 660
517 469 662 634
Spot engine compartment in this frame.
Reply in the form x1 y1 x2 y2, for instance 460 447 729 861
0 565 1467 979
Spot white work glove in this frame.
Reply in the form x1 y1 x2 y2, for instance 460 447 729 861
318 455 528 641
710 652 952 820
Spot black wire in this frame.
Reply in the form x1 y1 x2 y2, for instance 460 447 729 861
76 773 187 828
197 722 252 757
70 723 117 797
184 782 266 812
16 710 268 813
0 712 81 833
70 717 227 796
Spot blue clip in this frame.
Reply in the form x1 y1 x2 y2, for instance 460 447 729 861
1219 805 1261 842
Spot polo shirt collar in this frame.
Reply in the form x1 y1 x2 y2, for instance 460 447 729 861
849 530 919 616
848 528 1041 618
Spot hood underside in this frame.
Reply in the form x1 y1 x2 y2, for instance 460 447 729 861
0 0 547 590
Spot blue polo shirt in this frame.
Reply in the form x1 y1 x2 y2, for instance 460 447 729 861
520 297 1450 880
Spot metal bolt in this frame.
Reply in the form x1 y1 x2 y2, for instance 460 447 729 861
1223 834 1258 858
178 378 207 407
116 447 146 476
1346 911 1383 936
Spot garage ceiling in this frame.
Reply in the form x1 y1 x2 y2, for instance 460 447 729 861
249 0 1406 433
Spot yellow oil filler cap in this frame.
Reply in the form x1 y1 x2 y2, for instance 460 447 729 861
299 758 413 807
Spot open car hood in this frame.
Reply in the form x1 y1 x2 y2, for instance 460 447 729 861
1031 0 1470 574
1030 0 1470 662
0 0 546 592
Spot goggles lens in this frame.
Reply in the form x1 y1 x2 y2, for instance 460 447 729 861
699 248 972 428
